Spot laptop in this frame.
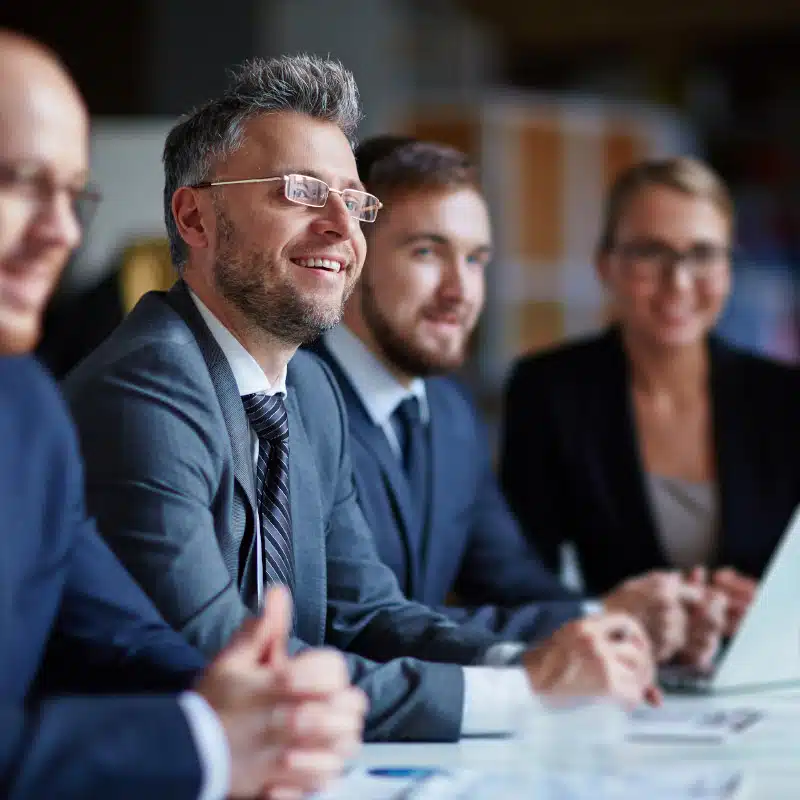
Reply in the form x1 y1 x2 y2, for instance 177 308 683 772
660 504 800 694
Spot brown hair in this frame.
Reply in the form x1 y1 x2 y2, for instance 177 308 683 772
354 135 480 208
598 157 734 254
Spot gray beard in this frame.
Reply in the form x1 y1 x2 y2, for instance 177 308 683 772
212 212 349 346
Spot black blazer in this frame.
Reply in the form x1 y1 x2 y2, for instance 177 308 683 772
501 327 800 595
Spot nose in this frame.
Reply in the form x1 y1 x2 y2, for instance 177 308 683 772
310 190 355 240
34 190 83 252
666 261 694 292
439 255 468 301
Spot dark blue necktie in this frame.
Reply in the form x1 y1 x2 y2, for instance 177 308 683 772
390 396 430 536
241 392 295 600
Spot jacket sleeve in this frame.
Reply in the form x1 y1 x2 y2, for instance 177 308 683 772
64 341 254 659
0 697 202 800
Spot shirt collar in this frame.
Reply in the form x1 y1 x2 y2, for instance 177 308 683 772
189 289 287 397
323 324 428 427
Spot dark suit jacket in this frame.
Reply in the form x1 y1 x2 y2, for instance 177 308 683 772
312 339 584 642
501 327 800 595
0 355 206 799
64 282 503 743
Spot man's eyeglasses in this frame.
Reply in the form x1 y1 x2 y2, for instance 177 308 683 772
611 239 731 282
190 173 383 223
0 162 102 230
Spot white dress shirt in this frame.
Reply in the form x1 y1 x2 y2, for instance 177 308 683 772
324 325 536 735
177 692 231 800
191 291 287 608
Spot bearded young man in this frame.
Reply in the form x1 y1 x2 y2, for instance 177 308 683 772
312 135 726 664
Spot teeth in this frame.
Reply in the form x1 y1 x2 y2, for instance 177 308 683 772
294 257 341 272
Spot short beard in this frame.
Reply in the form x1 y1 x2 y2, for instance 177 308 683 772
212 209 349 346
360 275 468 377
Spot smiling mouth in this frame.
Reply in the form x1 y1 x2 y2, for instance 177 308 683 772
424 312 465 327
291 257 345 273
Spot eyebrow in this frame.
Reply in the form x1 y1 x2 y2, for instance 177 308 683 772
400 232 493 255
279 167 366 193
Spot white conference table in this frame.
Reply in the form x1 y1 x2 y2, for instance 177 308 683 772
357 688 800 797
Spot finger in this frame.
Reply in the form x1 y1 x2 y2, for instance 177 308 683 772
645 685 664 706
601 613 649 648
660 603 689 639
225 587 292 667
328 686 369 717
287 702 364 752
609 642 656 685
265 788 305 800
284 649 351 696
608 666 650 709
259 586 292 668
675 581 706 606
264 750 344 794
686 565 707 585
713 569 757 597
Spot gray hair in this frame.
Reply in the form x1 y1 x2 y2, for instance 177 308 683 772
163 53 362 268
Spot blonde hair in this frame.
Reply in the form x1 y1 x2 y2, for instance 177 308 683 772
598 157 734 254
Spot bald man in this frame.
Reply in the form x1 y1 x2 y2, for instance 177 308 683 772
0 31 365 800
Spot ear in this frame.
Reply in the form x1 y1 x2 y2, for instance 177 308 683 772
172 186 212 254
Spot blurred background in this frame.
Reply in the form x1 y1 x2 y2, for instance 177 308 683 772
4 0 799 412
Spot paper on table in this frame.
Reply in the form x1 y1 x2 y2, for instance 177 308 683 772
626 706 764 743
312 766 746 799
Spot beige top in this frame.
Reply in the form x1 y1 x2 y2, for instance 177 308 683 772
646 474 719 569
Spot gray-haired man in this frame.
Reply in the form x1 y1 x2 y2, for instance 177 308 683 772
64 55 657 743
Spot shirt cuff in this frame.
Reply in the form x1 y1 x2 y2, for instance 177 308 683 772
582 600 604 616
460 666 537 736
177 691 231 800
481 642 527 666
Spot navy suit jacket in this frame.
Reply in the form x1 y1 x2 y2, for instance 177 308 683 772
312 339 584 642
502 328 800 595
0 356 206 799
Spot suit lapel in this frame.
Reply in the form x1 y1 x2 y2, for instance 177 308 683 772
284 383 327 644
164 283 257 510
162 282 260 597
421 382 449 597
313 343 422 595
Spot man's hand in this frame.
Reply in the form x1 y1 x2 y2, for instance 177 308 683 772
711 567 757 637
603 571 702 662
521 613 660 709
195 587 367 799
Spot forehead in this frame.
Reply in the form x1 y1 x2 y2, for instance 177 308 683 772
0 59 88 177
616 185 730 242
221 110 360 187
382 187 492 247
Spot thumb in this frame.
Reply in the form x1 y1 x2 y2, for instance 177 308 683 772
686 566 707 585
228 585 291 667
258 585 292 668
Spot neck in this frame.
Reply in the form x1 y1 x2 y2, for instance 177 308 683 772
342 305 416 389
623 327 709 399
184 271 296 385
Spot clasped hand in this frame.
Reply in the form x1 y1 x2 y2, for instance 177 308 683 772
196 587 367 799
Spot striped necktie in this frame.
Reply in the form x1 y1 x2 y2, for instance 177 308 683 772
241 392 295 599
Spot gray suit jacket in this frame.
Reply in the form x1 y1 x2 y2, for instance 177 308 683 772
64 282 502 742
